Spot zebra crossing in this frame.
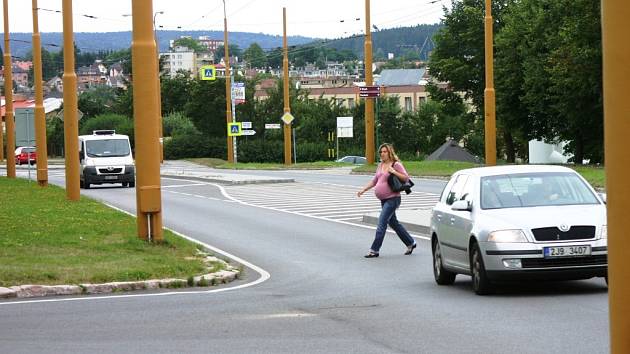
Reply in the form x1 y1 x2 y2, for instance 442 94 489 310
223 181 439 224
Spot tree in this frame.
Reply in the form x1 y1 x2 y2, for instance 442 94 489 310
215 44 242 63
243 43 267 69
172 37 204 52
78 86 118 119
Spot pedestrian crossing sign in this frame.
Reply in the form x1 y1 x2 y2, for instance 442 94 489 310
200 65 216 81
227 122 242 136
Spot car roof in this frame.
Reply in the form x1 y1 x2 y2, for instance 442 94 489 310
455 164 577 177
79 133 129 141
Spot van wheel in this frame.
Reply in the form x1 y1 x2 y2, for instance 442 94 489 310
83 178 91 189
128 181 135 188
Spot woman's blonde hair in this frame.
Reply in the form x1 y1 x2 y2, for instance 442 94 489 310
378 143 399 162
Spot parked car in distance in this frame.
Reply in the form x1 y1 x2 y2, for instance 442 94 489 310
14 146 37 165
430 165 607 295
336 156 366 164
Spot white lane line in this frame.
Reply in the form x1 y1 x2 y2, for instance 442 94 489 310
0 196 270 307
162 183 208 188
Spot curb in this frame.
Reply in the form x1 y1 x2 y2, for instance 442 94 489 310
361 214 430 235
0 252 241 300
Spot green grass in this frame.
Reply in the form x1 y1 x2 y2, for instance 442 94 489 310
0 177 223 287
188 158 352 170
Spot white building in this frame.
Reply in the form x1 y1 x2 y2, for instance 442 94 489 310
160 46 196 78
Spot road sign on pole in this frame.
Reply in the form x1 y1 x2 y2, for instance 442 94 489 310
227 122 242 136
242 129 256 136
358 85 381 98
241 121 252 129
200 65 216 81
265 123 281 129
281 112 295 125
232 82 246 104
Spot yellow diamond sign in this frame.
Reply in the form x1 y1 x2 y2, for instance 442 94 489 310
281 112 295 125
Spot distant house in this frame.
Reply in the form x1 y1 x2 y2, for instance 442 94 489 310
77 64 105 88
375 69 429 111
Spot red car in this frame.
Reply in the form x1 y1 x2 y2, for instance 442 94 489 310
14 146 37 165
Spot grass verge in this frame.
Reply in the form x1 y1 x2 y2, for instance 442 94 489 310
0 177 223 287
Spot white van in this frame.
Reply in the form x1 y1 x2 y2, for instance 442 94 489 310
78 130 135 189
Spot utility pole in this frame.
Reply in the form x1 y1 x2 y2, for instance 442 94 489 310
223 0 234 163
131 0 163 242
282 7 292 165
3 0 15 178
62 0 80 200
153 11 164 164
364 0 375 164
483 0 496 166
32 0 48 187
602 1 629 352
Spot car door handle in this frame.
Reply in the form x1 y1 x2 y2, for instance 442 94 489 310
450 217 455 223
436 214 442 220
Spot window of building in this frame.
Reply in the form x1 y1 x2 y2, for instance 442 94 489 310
404 97 412 111
348 98 355 108
419 96 427 105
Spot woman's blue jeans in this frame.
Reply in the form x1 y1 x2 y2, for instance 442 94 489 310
370 196 415 253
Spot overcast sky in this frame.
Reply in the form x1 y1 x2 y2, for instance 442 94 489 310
4 0 447 38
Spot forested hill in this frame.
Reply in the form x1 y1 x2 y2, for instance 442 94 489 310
1 30 316 58
309 24 441 61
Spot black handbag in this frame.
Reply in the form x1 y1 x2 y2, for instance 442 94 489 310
387 162 414 194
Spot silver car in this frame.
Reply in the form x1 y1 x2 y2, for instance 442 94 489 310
430 165 607 295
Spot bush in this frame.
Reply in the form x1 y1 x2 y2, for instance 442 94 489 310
237 139 283 163
79 113 134 146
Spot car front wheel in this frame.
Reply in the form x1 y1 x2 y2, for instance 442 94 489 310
470 242 493 295
433 238 456 285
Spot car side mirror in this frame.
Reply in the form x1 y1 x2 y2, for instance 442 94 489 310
452 200 472 211
598 193 606 204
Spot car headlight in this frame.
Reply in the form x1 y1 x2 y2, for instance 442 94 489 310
601 225 607 239
487 229 527 243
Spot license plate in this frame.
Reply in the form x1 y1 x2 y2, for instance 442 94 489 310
544 245 591 258
104 175 118 180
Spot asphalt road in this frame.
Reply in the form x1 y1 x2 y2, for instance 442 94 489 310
0 167 609 353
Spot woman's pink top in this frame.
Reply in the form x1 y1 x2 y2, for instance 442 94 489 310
372 161 409 200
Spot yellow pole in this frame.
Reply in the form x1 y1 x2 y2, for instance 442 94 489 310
364 0 375 164
62 0 79 200
3 0 15 178
282 7 292 165
483 0 496 166
131 0 163 242
602 1 630 352
223 0 234 163
153 11 163 164
32 0 48 187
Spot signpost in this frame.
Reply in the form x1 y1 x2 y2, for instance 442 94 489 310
281 112 295 125
336 116 354 159
242 129 256 136
265 123 281 129
241 121 252 129
358 86 381 98
199 65 216 81
232 82 245 105
227 122 242 137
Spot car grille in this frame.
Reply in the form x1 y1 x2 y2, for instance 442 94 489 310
98 168 123 174
531 226 596 241
521 255 607 268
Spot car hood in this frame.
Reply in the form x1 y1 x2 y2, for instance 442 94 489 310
476 204 607 233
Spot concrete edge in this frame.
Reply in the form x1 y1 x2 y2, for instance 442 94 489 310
0 252 242 299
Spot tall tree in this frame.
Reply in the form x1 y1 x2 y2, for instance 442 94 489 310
243 43 267 69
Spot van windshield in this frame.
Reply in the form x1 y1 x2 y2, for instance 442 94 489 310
86 139 130 157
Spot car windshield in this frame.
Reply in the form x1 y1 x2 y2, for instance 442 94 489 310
480 172 599 209
86 139 130 157
22 148 35 153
